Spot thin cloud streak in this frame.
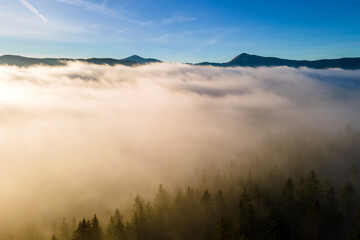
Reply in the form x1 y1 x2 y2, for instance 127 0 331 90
208 28 239 45
56 0 116 16
162 15 197 25
18 0 47 23
56 0 153 26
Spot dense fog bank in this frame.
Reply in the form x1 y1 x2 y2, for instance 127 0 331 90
0 62 359 238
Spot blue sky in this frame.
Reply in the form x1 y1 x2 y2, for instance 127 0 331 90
0 0 359 62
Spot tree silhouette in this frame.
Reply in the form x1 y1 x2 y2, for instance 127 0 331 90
263 207 289 240
232 188 254 240
348 205 360 240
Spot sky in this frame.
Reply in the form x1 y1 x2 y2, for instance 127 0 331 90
0 0 360 62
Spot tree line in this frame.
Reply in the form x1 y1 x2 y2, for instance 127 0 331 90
50 168 360 240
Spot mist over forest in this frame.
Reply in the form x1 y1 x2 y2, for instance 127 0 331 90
0 62 360 240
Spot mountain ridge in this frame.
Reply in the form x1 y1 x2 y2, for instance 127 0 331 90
0 55 161 67
198 53 360 69
1 53 360 69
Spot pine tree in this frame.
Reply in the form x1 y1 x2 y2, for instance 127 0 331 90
215 217 230 240
348 205 360 240
106 209 125 240
201 189 212 208
304 199 322 240
295 177 306 211
340 182 358 236
113 219 126 240
132 195 148 240
214 190 228 220
72 219 91 240
90 215 103 240
113 209 122 223
322 186 343 239
106 216 116 240
281 178 294 205
232 188 254 240
304 169 323 205
340 182 358 220
155 185 169 211
263 207 289 240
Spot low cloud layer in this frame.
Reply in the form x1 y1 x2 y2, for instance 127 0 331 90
0 62 359 235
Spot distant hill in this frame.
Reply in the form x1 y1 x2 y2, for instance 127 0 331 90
1 53 360 69
198 53 360 70
0 55 161 67
121 55 161 64
0 55 68 67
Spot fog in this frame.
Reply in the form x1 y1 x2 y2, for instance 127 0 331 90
0 62 359 237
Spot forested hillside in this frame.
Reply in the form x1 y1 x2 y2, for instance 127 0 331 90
46 127 360 240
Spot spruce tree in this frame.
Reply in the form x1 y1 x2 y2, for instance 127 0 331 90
215 217 230 240
304 199 322 240
281 178 294 205
304 169 323 205
132 195 148 240
90 215 103 240
263 207 289 240
340 182 358 236
322 186 343 239
348 205 360 240
72 219 91 240
232 188 254 240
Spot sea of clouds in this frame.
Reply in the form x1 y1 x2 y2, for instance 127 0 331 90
0 62 359 235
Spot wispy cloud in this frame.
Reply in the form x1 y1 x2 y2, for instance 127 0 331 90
208 28 239 45
152 34 171 44
151 28 233 45
56 0 152 26
56 0 116 16
19 0 47 23
162 15 197 25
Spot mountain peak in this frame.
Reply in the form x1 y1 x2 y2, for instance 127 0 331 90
229 53 255 63
121 55 161 64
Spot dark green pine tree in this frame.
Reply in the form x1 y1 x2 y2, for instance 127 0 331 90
215 217 230 240
340 182 358 220
152 185 169 240
304 199 322 240
131 195 148 240
340 182 358 235
72 219 91 240
322 186 343 239
113 219 126 240
232 188 254 240
106 216 116 240
263 207 290 240
201 189 212 208
154 184 169 211
295 177 306 212
214 190 228 220
200 189 215 239
106 209 125 240
90 215 103 240
281 178 294 206
348 205 360 240
304 169 323 205
113 209 122 223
